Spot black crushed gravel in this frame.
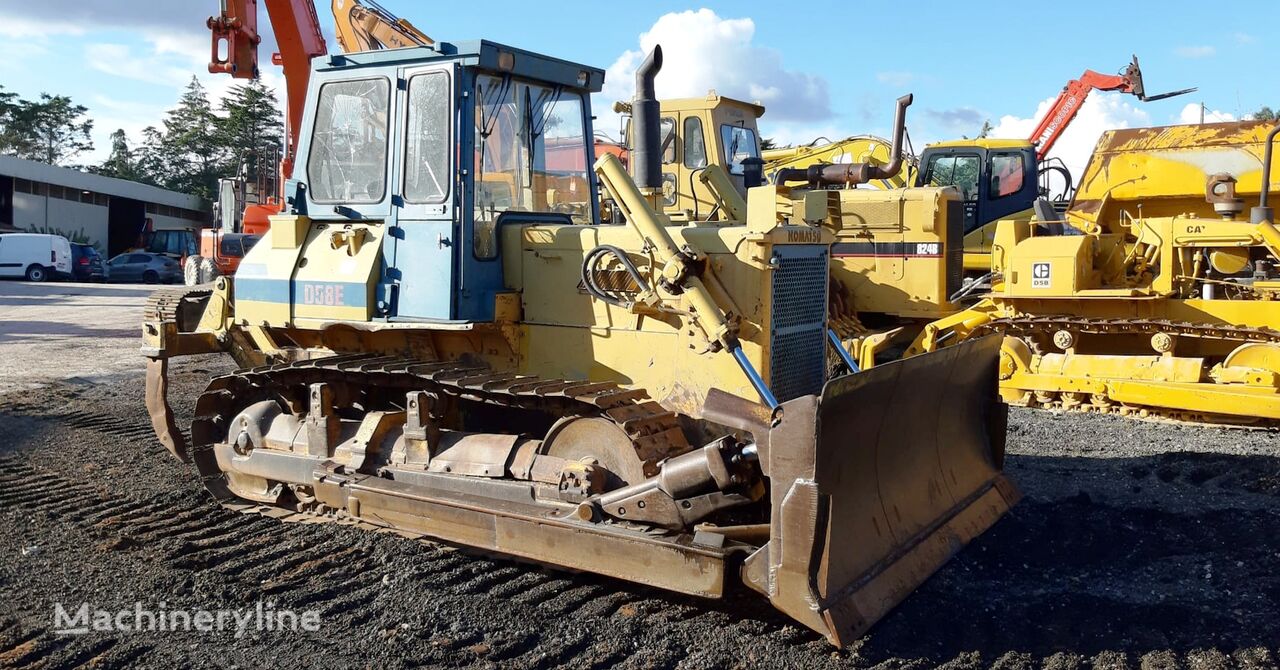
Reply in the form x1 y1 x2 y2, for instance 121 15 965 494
0 359 1276 669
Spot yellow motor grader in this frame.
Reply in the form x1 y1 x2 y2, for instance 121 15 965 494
142 37 1015 646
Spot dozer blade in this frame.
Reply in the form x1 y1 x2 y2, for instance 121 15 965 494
741 334 1018 646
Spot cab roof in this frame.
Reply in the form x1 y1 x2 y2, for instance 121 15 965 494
926 138 1033 150
658 92 765 118
318 39 605 93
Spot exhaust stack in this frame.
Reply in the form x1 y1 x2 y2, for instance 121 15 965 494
774 94 913 187
631 46 664 194
1251 122 1280 260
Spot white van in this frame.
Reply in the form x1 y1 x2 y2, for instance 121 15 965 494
0 233 73 282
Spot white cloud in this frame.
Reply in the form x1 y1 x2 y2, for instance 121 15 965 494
75 27 289 164
989 92 1151 180
0 16 85 39
1234 32 1257 45
598 9 831 138
1177 103 1236 124
1175 45 1215 58
85 43 193 87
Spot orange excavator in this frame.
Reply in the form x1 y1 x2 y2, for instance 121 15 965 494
187 0 430 284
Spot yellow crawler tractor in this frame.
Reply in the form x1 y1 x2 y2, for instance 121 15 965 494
142 42 1016 645
911 121 1280 425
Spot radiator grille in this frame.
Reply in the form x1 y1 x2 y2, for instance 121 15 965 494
946 198 964 300
768 246 828 403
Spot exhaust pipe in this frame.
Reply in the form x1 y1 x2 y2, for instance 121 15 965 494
1251 122 1280 260
631 46 663 192
871 93 913 181
1251 122 1280 224
774 94 913 187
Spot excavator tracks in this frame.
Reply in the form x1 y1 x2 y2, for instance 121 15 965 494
188 353 692 522
974 314 1280 426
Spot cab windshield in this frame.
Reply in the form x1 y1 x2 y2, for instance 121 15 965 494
922 154 981 201
473 73 592 258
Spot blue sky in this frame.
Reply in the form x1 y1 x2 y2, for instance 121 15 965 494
1 0 1275 177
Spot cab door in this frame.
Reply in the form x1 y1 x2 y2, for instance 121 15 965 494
982 149 1037 223
391 65 457 319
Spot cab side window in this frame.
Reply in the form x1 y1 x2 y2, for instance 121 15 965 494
683 117 707 169
989 152 1025 198
404 71 451 203
660 117 676 164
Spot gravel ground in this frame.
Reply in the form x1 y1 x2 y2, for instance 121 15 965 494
0 357 1276 669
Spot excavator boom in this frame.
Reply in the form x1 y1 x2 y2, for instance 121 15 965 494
208 0 327 180
332 0 433 51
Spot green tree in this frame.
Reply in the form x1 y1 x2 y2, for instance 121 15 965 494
92 129 145 181
760 137 778 151
1254 106 1277 122
0 85 23 155
0 92 94 164
159 77 228 201
218 80 284 190
133 126 169 186
219 79 283 158
977 120 993 139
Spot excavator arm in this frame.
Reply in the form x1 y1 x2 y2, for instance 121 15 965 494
209 0 433 181
762 135 915 189
208 0 327 181
332 0 432 51
1030 55 1195 160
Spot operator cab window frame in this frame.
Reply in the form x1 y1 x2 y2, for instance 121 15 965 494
922 152 982 202
306 77 392 205
683 116 707 169
659 116 677 164
472 72 594 260
719 124 760 176
988 151 1026 200
402 70 453 205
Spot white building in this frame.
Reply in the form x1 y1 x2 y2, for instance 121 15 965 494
0 155 207 255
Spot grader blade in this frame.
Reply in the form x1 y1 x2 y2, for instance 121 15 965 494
741 335 1018 645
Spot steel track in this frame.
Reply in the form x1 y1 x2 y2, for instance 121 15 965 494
975 314 1280 426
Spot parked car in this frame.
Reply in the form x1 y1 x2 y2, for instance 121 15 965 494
69 243 107 282
0 233 72 282
106 252 181 284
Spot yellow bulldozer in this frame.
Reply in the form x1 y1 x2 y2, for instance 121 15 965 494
911 120 1280 425
143 30 1016 647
